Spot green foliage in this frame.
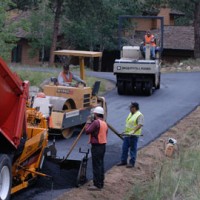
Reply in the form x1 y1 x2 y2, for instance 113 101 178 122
0 0 18 60
6 0 199 61
142 0 168 14
11 0 39 10
26 0 53 60
143 0 195 25
168 0 194 25
15 70 57 87
63 0 142 51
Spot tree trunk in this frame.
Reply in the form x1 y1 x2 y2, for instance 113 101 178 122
194 2 200 59
49 0 63 66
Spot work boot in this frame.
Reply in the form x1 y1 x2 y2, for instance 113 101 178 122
116 162 127 166
126 163 134 168
88 185 101 191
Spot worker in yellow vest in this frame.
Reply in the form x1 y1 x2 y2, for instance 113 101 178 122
58 64 86 86
117 102 144 168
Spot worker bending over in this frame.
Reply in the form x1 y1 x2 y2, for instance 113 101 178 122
143 30 156 59
85 106 108 191
58 64 85 86
117 102 144 168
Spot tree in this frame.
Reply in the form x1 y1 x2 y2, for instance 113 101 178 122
25 0 53 63
61 0 142 70
193 1 200 58
49 0 65 66
0 0 18 60
11 0 39 10
63 0 142 51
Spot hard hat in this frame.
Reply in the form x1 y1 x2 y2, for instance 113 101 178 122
36 92 46 98
93 106 104 115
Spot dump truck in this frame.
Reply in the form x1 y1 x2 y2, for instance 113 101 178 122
33 50 107 138
114 16 164 95
0 57 89 200
0 57 48 200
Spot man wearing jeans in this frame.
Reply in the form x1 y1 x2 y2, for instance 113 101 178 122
143 30 156 59
117 102 144 168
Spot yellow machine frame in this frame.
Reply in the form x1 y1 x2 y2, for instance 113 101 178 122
54 50 102 81
11 108 48 194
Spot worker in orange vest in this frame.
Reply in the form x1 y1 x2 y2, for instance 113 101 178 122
143 30 156 59
85 106 108 191
58 64 86 86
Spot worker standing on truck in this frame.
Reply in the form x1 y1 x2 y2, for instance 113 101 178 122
143 30 156 59
58 64 86 86
117 102 144 168
85 106 108 191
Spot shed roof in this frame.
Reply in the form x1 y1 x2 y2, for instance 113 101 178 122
170 9 185 16
9 11 30 38
163 26 194 50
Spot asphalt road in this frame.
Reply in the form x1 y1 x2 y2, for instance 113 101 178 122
12 71 200 200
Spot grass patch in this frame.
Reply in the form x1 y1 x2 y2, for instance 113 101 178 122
181 58 200 66
13 70 58 87
12 69 106 94
162 58 200 68
128 129 200 200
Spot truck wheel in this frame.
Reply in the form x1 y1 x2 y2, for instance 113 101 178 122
0 154 12 200
117 81 124 95
145 81 153 96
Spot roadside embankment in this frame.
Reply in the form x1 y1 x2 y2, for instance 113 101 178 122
56 106 200 200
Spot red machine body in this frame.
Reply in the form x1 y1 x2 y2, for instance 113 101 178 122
0 57 29 149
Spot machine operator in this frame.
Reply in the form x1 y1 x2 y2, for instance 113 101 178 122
58 64 86 86
143 30 156 59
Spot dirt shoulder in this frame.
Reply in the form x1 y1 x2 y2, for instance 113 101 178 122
56 106 200 200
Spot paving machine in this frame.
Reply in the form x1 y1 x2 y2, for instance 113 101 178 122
0 57 89 200
0 57 49 200
33 50 107 138
114 16 164 95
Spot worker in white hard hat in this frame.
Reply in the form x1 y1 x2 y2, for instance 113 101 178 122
85 106 108 191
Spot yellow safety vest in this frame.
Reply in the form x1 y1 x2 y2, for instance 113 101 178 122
125 111 143 136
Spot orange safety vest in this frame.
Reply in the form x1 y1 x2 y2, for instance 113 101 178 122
89 119 108 144
145 34 156 47
60 71 73 82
